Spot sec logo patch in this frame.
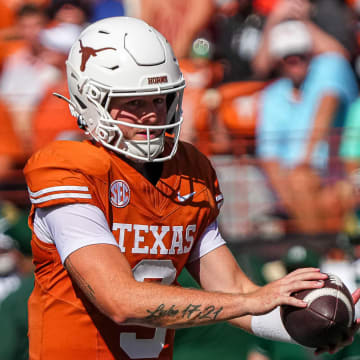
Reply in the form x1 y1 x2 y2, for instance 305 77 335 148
110 180 130 208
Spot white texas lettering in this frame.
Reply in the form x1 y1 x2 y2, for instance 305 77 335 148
169 226 183 255
133 225 149 254
112 223 132 251
150 226 170 255
184 224 196 252
112 223 197 255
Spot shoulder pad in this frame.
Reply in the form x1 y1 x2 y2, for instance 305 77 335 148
24 141 111 208
24 140 111 177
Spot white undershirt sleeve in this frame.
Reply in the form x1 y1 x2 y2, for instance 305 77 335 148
34 203 118 263
251 307 304 345
187 220 226 263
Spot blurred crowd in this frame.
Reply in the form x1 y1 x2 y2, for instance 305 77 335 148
2 0 360 239
2 0 360 359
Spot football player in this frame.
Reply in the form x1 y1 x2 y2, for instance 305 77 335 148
23 17 360 360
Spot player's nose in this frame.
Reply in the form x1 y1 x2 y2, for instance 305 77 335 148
139 110 159 124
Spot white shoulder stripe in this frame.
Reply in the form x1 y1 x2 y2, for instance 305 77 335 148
30 193 92 204
28 185 89 198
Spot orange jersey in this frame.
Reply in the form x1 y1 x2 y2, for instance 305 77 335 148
24 139 223 360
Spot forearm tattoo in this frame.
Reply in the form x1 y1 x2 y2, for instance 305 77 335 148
65 259 224 326
65 258 96 303
146 304 223 323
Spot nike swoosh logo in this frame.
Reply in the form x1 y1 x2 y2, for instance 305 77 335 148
177 191 196 202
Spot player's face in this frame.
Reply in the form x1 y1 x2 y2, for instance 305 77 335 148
109 95 167 141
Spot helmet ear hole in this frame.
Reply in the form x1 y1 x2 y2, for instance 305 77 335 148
97 127 115 142
88 85 102 101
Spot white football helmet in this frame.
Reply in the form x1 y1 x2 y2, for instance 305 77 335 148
62 16 185 162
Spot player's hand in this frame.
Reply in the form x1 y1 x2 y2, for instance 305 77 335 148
246 268 327 316
314 288 360 355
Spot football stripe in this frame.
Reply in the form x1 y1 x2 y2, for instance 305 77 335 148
328 274 343 286
303 288 354 327
30 193 92 204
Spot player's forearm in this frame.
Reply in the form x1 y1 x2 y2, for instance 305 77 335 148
65 252 325 330
65 253 252 328
113 280 252 329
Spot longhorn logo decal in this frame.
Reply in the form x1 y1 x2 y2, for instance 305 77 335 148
79 40 116 71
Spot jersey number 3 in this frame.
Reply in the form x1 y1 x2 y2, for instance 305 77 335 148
120 259 177 359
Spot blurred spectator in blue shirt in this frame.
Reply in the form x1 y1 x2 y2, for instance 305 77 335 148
254 0 358 235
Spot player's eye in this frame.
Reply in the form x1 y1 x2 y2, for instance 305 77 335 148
154 97 165 105
153 97 167 110
127 99 142 107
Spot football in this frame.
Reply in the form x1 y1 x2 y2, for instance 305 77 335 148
281 273 355 348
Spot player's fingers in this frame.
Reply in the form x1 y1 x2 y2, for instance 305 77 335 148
280 295 308 308
350 318 360 334
328 344 339 354
283 270 327 287
352 288 360 304
314 343 337 356
315 329 355 355
341 333 354 348
287 267 322 275
285 268 327 281
314 347 326 356
284 279 325 295
317 328 356 355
